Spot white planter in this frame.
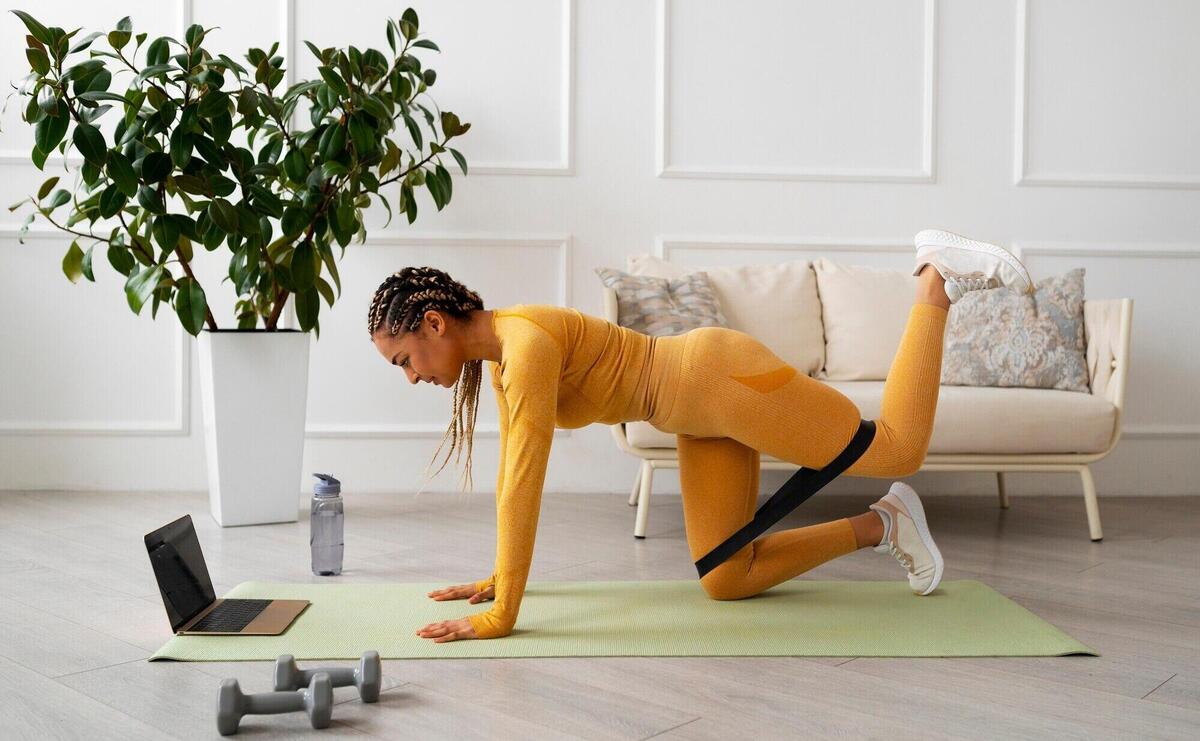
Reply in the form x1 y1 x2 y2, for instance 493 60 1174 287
197 328 311 527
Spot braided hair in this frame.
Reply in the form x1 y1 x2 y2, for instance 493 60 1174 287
368 267 485 496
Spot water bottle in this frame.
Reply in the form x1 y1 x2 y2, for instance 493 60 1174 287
310 473 344 576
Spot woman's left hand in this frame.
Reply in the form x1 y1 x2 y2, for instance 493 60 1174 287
415 616 477 642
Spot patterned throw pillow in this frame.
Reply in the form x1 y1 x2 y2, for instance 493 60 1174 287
940 267 1089 391
594 266 728 336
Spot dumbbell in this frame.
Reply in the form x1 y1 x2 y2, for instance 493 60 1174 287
217 672 333 736
274 651 382 703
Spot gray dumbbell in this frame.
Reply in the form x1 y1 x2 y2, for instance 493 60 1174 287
217 672 333 736
274 651 382 702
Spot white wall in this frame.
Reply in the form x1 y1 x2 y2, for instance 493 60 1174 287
1 0 1197 500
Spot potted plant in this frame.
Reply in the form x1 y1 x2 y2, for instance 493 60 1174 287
6 8 470 526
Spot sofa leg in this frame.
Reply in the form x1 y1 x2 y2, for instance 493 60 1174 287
996 471 1010 509
628 464 642 506
633 461 654 539
1079 465 1103 541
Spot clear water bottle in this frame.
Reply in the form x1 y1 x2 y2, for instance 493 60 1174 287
310 473 344 576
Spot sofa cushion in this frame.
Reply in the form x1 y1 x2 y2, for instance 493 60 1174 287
941 268 1090 392
812 257 917 381
626 253 825 376
624 381 1115 455
594 266 728 335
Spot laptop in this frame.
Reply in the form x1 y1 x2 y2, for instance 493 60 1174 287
145 514 309 636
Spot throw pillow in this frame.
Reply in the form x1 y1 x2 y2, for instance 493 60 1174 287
941 267 1089 391
812 257 919 381
594 266 729 336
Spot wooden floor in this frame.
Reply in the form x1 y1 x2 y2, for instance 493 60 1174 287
0 487 1196 739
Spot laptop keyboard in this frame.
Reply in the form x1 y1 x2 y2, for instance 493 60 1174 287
188 598 272 632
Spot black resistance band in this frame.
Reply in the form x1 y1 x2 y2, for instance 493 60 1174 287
694 418 877 579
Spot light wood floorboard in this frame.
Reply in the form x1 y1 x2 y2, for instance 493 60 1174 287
0 489 1196 739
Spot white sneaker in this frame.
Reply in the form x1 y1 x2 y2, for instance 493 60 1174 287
913 229 1034 304
869 481 944 595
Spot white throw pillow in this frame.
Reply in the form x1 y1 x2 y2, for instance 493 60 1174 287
626 254 825 376
812 257 918 381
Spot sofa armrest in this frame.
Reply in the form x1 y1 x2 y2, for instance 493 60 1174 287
602 286 619 324
1083 298 1133 410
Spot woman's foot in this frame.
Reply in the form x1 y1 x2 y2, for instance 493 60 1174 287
869 481 944 595
913 229 1034 304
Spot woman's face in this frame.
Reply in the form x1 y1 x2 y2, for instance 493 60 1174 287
372 310 464 388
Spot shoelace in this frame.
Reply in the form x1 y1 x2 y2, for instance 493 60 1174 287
947 275 999 293
885 540 914 572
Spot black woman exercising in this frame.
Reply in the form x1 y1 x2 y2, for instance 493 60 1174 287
368 229 1034 642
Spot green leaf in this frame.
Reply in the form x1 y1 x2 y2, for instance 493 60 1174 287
45 189 71 210
347 114 373 157
72 122 107 165
152 214 180 251
62 240 84 283
290 239 317 291
318 66 349 97
34 102 69 154
281 206 307 237
304 40 325 62
318 123 346 161
11 10 51 46
403 113 422 149
81 243 96 282
197 89 230 118
26 46 50 75
146 36 169 66
106 150 138 197
411 39 439 52
448 147 468 176
125 264 164 314
98 184 126 218
107 243 135 276
37 176 60 200
295 286 319 331
174 277 207 335
139 152 172 183
169 127 192 168
282 148 307 181
208 197 238 232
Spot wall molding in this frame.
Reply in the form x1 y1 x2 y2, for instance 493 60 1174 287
657 235 913 260
1 0 576 175
305 232 574 438
0 226 190 436
655 0 936 183
1013 0 1200 190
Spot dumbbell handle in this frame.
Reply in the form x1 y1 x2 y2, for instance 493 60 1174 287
242 690 309 714
288 666 357 687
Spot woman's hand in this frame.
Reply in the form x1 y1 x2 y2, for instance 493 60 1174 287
426 582 494 604
415 616 477 643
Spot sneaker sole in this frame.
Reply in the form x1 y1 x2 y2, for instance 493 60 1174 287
915 228 1034 295
887 481 944 595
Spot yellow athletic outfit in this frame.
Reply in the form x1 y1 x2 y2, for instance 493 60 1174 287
467 301 949 639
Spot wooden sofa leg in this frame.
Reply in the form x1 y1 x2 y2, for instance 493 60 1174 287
997 471 1010 509
1079 465 1103 541
633 461 654 539
628 463 642 506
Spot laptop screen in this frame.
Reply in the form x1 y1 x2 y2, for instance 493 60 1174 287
144 515 216 632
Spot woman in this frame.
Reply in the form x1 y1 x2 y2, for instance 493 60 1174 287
369 229 1034 642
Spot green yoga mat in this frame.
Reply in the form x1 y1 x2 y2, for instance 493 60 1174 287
149 579 1096 661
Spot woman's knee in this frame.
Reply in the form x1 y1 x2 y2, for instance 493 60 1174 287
699 569 754 601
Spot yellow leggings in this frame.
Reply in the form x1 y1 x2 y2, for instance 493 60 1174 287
655 302 949 600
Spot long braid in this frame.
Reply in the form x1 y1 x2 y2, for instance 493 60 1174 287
367 267 485 496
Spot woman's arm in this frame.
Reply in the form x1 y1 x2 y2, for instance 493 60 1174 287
473 363 508 594
467 331 562 638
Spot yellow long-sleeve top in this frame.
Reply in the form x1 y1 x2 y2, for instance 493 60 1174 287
466 303 686 639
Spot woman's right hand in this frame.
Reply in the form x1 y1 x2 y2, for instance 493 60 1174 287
427 582 495 604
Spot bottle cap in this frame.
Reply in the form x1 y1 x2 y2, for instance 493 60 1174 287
312 472 341 497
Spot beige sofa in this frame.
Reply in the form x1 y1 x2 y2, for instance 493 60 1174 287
604 254 1133 542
